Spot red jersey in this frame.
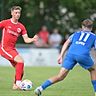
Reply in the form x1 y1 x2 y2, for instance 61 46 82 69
0 19 27 50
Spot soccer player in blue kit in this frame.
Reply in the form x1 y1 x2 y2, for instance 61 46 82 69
34 19 96 96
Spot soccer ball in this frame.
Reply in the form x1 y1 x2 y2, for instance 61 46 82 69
20 79 33 91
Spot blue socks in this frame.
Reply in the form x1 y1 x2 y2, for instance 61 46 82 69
41 80 53 90
41 80 96 92
92 80 96 92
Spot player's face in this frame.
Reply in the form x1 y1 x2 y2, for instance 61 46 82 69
11 9 21 20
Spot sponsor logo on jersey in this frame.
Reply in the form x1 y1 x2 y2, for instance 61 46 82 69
7 29 19 37
75 41 85 45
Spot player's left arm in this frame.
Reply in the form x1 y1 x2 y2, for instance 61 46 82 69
22 34 38 43
21 24 38 43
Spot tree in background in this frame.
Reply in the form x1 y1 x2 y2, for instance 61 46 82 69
0 0 96 43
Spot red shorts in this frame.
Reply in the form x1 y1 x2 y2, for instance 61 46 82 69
0 47 19 61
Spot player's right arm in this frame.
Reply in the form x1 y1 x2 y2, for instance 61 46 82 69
0 20 6 29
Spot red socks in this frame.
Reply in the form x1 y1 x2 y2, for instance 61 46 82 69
15 62 24 83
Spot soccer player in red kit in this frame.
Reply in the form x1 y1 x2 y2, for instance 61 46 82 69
0 6 38 90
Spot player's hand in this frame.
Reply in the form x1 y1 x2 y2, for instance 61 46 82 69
58 55 62 64
33 35 39 42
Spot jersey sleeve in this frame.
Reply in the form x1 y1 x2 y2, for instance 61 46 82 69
94 39 96 49
21 25 27 35
0 20 6 29
68 34 74 42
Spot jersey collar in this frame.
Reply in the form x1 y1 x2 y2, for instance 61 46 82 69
10 18 18 24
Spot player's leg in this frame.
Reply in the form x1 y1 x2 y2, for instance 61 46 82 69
78 55 96 96
13 54 24 88
34 67 69 96
0 49 24 89
9 60 23 90
9 60 18 89
34 54 76 96
88 65 96 96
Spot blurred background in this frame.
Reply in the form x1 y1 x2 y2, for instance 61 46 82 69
0 0 96 43
0 0 96 66
0 1 95 96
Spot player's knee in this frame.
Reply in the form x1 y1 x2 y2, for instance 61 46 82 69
57 69 68 81
57 73 67 81
14 55 24 63
17 59 24 63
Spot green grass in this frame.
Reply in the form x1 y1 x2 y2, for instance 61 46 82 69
0 66 94 96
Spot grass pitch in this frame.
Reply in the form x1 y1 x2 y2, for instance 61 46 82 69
0 66 94 96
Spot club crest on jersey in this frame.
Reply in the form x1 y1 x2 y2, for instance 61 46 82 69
17 28 21 33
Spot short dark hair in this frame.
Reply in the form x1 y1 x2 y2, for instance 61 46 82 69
11 6 22 12
82 19 93 28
